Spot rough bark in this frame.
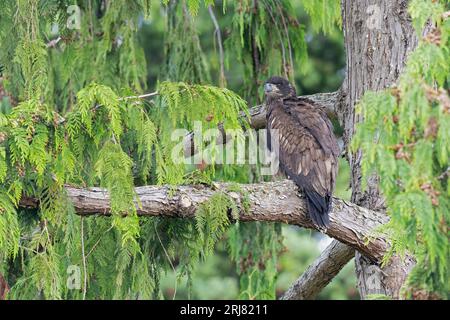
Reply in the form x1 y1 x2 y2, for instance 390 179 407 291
280 240 355 300
20 180 389 262
340 0 420 299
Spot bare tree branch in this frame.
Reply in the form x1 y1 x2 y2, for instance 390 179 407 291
280 240 355 300
20 180 389 262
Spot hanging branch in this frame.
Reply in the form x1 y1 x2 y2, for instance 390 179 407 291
208 5 226 87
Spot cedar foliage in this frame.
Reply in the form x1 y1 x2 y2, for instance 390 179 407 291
353 0 449 298
1 0 337 299
225 0 308 104
0 0 249 299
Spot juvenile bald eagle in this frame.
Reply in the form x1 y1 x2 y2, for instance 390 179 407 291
264 76 339 229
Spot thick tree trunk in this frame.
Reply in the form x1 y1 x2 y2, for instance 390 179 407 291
340 0 419 299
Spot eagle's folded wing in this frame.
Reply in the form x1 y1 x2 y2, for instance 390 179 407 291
268 100 338 196
285 97 340 158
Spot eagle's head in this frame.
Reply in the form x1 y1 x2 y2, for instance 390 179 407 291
264 76 297 100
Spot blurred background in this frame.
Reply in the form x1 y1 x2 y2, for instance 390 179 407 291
134 3 356 300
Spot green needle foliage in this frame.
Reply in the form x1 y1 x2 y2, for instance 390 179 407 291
2 0 438 301
301 0 341 35
225 0 308 103
0 77 249 298
0 0 255 299
0 0 343 300
162 0 211 84
352 0 449 298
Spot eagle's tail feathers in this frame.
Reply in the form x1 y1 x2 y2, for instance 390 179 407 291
303 189 331 229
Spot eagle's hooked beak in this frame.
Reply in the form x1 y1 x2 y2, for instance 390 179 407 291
264 83 278 94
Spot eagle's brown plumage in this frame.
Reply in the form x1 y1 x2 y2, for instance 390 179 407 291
264 76 339 229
